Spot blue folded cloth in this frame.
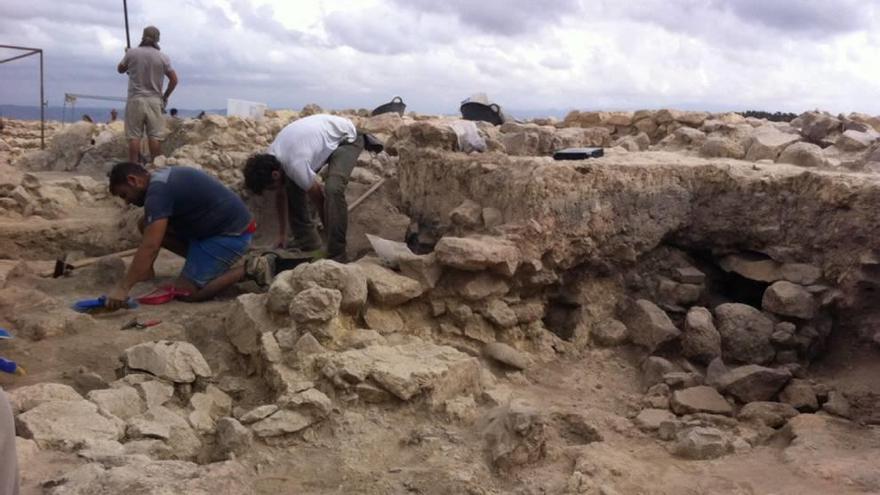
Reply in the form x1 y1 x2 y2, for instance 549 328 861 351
0 358 17 374
71 295 138 313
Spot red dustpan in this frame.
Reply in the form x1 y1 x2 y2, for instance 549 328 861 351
137 285 192 305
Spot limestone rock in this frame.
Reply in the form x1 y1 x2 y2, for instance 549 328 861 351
126 406 202 459
319 342 480 403
260 331 283 363
266 272 298 314
822 391 852 418
714 303 775 365
290 286 342 323
355 382 394 403
188 385 233 432
778 379 818 412
717 364 792 402
73 368 109 395
663 371 703 389
293 332 327 358
591 319 629 347
641 356 677 389
287 259 368 313
483 299 517 328
398 252 443 289
700 137 746 159
363 306 405 334
355 259 424 306
134 380 174 409
482 400 547 470
17 400 123 450
278 387 333 418
780 263 822 285
122 340 212 383
484 342 530 370
239 405 279 424
634 408 676 431
43 459 254 495
746 126 800 161
8 383 82 414
250 409 317 437
225 293 276 356
454 273 510 301
836 129 879 151
215 417 253 459
737 401 799 428
674 266 706 284
672 426 731 460
719 254 781 282
778 142 826 168
450 199 483 227
762 281 816 319
670 386 732 416
623 299 680 352
87 386 144 421
682 306 721 364
434 236 521 277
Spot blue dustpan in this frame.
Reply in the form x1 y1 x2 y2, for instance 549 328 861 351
71 295 138 313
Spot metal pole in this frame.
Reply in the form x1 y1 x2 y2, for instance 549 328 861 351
123 0 131 49
39 49 44 149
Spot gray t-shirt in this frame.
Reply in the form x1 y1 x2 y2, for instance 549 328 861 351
119 46 172 99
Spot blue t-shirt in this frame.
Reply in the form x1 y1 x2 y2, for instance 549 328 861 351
144 167 251 240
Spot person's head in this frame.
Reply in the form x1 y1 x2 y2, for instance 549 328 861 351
244 154 284 194
169 108 178 117
140 26 160 49
108 162 150 206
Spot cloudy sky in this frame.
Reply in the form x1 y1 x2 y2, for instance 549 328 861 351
2 0 879 117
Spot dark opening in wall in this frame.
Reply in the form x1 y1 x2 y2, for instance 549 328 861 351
543 297 580 341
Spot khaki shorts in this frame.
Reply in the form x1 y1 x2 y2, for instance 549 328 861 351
125 96 165 140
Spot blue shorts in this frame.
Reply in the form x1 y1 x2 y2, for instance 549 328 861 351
181 232 252 287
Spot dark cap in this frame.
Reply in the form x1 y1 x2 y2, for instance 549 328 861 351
142 26 160 42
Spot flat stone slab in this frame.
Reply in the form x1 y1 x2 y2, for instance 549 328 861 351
17 399 123 450
319 341 480 403
670 386 733 416
121 340 212 383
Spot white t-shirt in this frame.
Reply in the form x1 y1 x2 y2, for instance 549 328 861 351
267 114 357 190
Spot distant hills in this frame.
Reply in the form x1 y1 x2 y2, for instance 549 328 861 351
0 105 222 122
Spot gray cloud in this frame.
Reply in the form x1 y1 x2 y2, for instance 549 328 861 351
2 0 880 117
390 0 582 36
720 0 872 35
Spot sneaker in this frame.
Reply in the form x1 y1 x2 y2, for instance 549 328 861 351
288 230 322 252
245 253 276 287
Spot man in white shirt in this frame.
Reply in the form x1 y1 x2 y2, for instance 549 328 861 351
244 114 364 262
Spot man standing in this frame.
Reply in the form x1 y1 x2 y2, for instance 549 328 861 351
117 26 178 165
243 114 364 262
106 163 254 308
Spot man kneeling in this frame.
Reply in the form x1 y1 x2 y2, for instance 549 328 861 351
106 162 254 308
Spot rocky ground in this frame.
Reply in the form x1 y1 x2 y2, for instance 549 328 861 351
1 107 879 494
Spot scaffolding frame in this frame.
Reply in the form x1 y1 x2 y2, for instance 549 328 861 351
62 93 127 125
0 44 45 149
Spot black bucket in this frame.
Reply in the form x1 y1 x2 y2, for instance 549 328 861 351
371 96 406 116
460 101 503 126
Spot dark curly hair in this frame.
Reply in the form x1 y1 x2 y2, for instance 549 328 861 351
108 162 148 188
243 154 282 194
